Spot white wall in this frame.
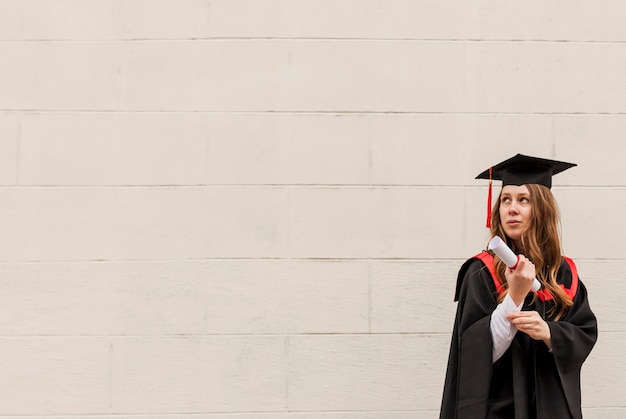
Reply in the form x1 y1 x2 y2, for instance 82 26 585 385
0 1 624 417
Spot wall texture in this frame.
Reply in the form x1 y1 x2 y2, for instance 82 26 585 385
0 1 624 418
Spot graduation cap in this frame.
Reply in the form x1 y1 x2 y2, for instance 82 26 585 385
476 154 577 227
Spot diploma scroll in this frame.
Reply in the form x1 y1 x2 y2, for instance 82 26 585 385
488 236 541 292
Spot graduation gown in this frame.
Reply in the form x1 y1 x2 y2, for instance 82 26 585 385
439 253 597 419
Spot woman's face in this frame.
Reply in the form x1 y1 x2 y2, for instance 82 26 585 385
499 184 532 245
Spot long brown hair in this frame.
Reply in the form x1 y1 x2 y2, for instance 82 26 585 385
490 184 573 320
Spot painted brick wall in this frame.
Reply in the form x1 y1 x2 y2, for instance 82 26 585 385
0 1 624 418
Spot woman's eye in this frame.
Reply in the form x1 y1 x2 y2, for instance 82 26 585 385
501 197 511 203
521 197 529 203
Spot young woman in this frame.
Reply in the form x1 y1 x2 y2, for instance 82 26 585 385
439 154 597 419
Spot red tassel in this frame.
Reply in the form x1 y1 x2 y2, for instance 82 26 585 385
486 166 493 228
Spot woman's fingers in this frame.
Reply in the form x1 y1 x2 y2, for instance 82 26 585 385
508 311 539 325
507 311 549 340
514 256 536 279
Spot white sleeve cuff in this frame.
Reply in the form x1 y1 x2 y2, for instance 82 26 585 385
490 293 524 362
501 293 524 313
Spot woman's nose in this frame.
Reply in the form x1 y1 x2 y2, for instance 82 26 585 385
508 202 520 213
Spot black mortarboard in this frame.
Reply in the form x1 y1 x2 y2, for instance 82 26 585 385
476 153 577 189
476 154 577 227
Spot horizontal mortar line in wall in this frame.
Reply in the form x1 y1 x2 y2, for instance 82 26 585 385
243 409 430 415
5 331 626 339
281 411 482 416
0 333 450 339
0 409 432 418
1 257 625 264
1 184 625 189
5 409 618 418
584 406 626 410
2 37 626 44
0 258 464 264
6 109 626 116
3 331 625 338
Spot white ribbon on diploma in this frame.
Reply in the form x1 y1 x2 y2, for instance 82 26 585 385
488 236 541 292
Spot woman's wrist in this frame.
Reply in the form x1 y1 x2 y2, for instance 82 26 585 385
543 337 553 351
508 290 527 306
543 323 552 350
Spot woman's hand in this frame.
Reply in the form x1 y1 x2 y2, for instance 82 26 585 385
507 311 552 349
504 255 536 305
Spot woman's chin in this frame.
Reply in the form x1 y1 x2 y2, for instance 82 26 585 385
503 230 523 243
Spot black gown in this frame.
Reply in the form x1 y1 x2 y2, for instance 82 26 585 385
439 252 597 419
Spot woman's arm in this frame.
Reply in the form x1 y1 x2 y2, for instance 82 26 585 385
490 293 524 361
490 255 537 360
